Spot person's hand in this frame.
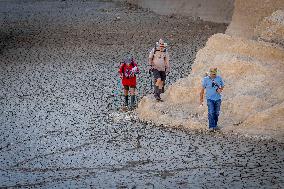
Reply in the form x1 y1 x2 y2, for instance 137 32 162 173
199 100 204 107
132 66 137 73
148 66 153 74
217 88 223 94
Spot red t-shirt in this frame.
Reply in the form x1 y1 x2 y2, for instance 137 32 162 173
118 62 139 86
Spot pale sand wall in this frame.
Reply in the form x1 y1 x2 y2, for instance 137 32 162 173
226 0 284 38
138 33 284 141
124 0 235 23
137 0 284 142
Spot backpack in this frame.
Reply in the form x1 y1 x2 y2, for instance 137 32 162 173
151 46 167 61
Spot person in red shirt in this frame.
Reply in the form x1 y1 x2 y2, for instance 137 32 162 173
118 56 140 110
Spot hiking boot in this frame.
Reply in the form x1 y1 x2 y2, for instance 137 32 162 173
124 95 129 107
154 85 165 100
130 95 136 109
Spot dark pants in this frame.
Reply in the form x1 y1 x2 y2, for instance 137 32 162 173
207 99 221 129
152 69 166 82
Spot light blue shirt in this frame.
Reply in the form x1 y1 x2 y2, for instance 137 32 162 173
202 75 224 100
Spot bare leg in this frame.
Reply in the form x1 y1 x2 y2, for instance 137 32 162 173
156 78 163 89
124 89 129 96
129 88 135 96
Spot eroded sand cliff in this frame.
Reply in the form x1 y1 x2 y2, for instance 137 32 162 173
226 0 284 38
137 1 284 142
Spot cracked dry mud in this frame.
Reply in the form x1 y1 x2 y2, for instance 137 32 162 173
0 0 283 188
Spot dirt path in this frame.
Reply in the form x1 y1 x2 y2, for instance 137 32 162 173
0 0 283 188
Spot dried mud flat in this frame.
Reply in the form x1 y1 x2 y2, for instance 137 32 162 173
0 0 283 188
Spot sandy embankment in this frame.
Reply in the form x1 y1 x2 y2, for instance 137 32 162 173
137 0 284 142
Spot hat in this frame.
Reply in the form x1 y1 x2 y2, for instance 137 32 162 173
156 39 167 48
209 68 217 74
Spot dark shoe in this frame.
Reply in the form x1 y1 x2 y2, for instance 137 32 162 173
124 95 129 107
156 97 164 102
130 95 136 109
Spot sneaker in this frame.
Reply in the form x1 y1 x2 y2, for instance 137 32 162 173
214 127 220 130
208 128 214 132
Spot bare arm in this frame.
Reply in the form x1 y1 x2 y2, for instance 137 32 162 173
200 87 205 106
148 58 153 66
217 77 225 94
148 49 154 68
165 52 170 72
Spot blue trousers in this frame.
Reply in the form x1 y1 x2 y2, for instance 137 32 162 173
207 99 221 129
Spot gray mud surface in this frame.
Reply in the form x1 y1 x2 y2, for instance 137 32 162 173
0 0 283 188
